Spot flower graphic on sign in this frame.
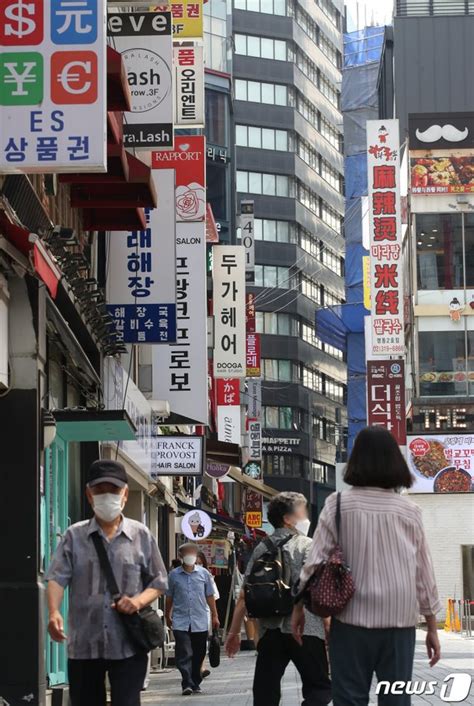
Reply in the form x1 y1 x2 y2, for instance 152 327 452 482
176 182 205 220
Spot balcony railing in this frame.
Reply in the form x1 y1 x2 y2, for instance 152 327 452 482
396 0 474 16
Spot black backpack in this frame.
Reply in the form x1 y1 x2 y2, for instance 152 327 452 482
244 535 293 618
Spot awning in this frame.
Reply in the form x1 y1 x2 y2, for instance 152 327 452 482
53 409 136 442
315 303 366 352
177 498 246 533
227 467 278 499
205 439 240 466
82 206 147 231
107 46 132 112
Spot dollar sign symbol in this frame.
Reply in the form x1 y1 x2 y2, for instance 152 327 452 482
5 1 36 39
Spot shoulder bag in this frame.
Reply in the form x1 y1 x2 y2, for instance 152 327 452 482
91 532 164 652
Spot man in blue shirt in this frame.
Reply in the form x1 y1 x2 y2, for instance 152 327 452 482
166 543 220 695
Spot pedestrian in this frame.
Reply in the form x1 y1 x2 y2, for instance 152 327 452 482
225 492 331 706
165 543 220 695
45 459 168 706
292 427 442 706
196 550 220 678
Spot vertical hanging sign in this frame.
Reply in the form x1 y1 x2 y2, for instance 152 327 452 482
213 246 246 378
240 200 255 284
173 43 204 126
153 135 205 221
216 378 241 445
367 120 404 356
0 0 107 173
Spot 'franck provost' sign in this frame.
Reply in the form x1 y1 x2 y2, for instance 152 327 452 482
150 436 204 477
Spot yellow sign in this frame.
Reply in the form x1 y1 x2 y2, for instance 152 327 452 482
245 512 262 529
363 255 371 310
151 1 203 39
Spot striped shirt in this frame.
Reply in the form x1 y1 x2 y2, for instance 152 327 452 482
300 488 441 628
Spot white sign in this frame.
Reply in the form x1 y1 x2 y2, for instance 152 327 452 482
107 12 173 148
173 44 204 126
150 436 203 477
0 0 107 173
407 434 474 494
181 508 212 540
247 419 262 461
240 200 255 282
213 246 246 378
245 379 261 419
217 405 241 445
367 120 405 356
152 221 208 423
106 169 176 343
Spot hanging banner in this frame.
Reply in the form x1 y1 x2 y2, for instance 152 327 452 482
246 333 261 378
213 246 246 378
0 0 107 173
152 220 207 423
246 292 256 333
153 135 206 221
174 43 204 126
216 377 241 445
107 11 173 148
244 489 263 529
150 1 203 39
240 200 255 283
407 434 474 494
106 169 176 343
245 378 261 419
367 360 406 446
367 120 405 356
206 203 219 243
247 419 262 461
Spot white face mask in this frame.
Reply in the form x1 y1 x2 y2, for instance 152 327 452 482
93 493 124 523
295 518 311 536
182 554 197 567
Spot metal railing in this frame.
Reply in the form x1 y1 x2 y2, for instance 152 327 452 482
396 0 474 16
445 598 473 638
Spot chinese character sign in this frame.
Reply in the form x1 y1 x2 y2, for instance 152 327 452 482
407 434 474 493
0 0 106 172
367 120 404 356
367 360 406 446
213 246 246 378
173 43 203 126
153 135 205 221
106 169 177 343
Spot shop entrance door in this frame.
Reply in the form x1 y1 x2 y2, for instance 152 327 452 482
42 434 69 686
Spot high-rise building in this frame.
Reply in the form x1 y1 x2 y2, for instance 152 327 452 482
232 0 346 516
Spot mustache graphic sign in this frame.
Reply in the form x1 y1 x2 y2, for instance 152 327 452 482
409 112 474 150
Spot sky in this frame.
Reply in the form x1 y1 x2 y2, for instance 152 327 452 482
345 0 394 30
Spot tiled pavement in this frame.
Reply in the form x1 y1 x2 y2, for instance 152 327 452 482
142 630 473 706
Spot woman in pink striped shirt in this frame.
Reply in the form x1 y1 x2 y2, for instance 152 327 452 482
292 427 442 705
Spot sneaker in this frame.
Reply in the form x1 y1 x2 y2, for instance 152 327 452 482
201 670 211 679
193 686 202 694
182 687 193 696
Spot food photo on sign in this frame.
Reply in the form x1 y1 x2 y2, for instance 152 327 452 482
407 435 474 493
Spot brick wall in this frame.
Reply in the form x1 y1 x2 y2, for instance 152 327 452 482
410 493 474 620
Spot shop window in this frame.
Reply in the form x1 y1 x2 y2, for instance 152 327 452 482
419 330 467 396
416 213 463 290
205 91 228 146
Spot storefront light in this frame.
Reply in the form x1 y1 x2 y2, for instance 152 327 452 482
42 409 57 449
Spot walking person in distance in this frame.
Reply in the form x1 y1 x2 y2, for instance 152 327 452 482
292 427 441 706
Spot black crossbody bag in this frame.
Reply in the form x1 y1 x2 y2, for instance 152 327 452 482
91 533 164 652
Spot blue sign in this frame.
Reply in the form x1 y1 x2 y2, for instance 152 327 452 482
51 0 98 44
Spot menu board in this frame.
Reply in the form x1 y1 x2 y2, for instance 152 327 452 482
411 155 474 194
407 434 474 493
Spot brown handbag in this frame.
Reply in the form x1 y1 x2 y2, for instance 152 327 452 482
303 492 355 618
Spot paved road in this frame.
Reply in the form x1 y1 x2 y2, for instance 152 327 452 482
142 630 473 705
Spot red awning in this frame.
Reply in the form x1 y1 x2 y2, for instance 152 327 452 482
107 46 132 112
82 207 146 231
0 210 31 257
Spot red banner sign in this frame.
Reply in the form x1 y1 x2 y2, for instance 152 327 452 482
152 135 205 221
246 292 256 333
367 359 406 446
246 333 261 377
216 378 240 406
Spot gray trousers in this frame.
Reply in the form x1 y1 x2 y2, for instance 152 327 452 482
329 619 416 706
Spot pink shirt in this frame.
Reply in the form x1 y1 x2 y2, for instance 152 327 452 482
301 488 441 628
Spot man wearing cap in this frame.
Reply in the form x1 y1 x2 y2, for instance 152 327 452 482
165 543 220 696
45 460 168 706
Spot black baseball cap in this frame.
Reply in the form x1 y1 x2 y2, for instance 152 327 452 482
87 460 128 488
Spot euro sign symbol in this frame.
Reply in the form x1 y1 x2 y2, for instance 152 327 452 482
5 1 36 38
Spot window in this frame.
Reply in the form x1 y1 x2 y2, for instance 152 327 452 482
295 51 340 108
236 125 288 151
234 34 288 61
321 158 342 191
321 202 343 234
204 0 229 72
419 330 471 397
301 275 320 304
416 213 474 290
234 0 287 15
264 455 303 477
301 321 323 349
316 0 340 28
234 79 288 106
319 73 340 108
324 376 345 403
296 138 343 193
302 365 323 393
320 114 342 151
205 90 227 146
323 288 344 306
255 264 295 288
291 5 341 68
263 406 295 429
263 359 294 382
237 170 292 197
256 312 299 335
296 93 343 153
254 218 296 243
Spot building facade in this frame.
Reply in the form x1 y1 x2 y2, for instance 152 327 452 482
232 0 346 515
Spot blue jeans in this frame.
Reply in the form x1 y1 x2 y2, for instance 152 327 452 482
174 629 208 690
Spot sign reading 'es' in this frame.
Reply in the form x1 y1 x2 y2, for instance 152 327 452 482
0 0 107 172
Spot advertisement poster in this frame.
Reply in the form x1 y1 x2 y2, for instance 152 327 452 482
150 436 203 477
106 169 176 343
152 221 208 424
173 44 204 126
0 0 107 172
213 246 246 378
407 434 474 494
367 360 406 446
367 120 405 356
411 156 474 194
153 135 205 221
108 11 173 148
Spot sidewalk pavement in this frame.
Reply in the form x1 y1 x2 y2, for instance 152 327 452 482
142 630 473 706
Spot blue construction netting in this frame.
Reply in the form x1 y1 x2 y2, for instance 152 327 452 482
343 26 386 68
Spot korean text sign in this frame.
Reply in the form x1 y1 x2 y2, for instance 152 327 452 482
213 246 246 378
246 333 261 378
367 360 406 446
106 169 177 343
107 11 173 149
153 135 205 221
366 120 405 356
173 43 204 126
407 434 474 493
150 1 203 39
0 0 107 172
